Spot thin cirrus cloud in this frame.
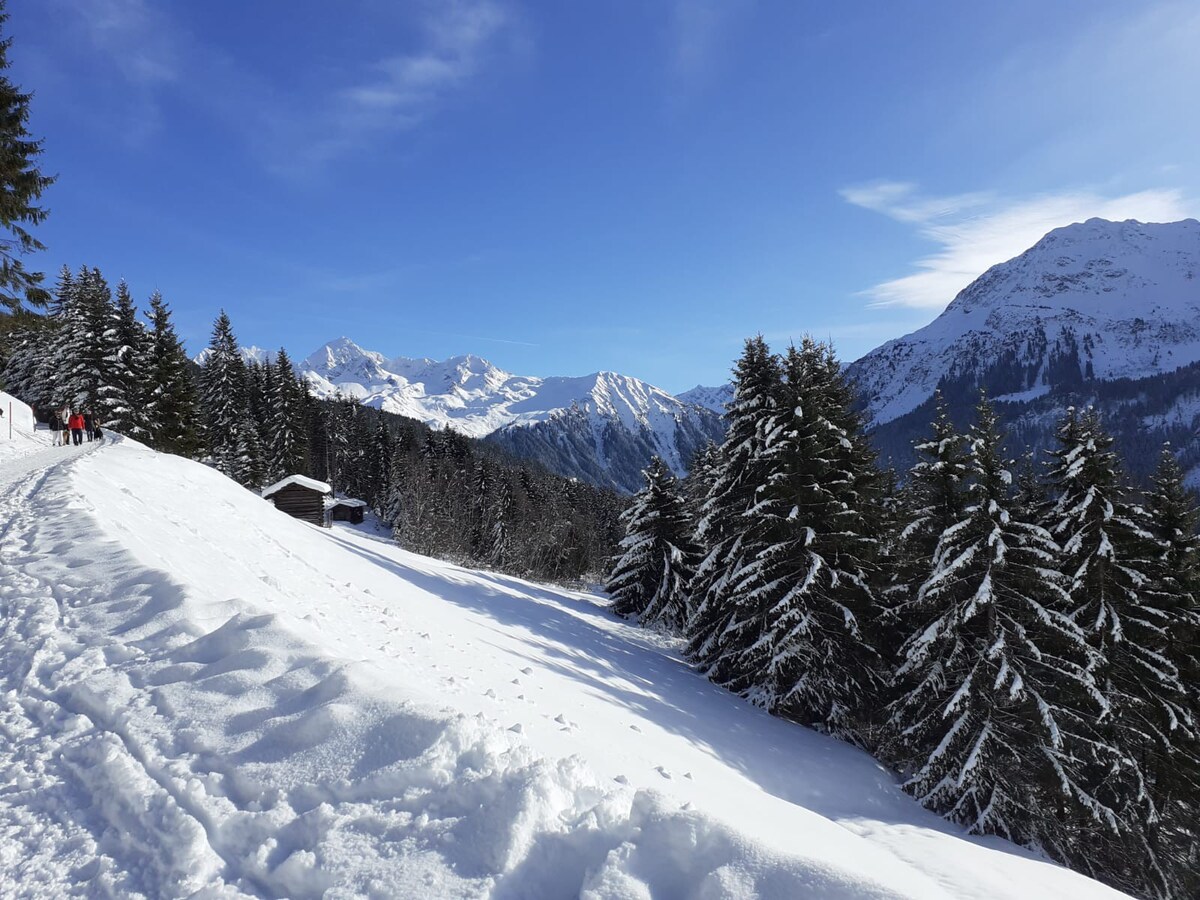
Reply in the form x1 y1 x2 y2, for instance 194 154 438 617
51 0 518 174
841 182 1196 310
284 0 515 172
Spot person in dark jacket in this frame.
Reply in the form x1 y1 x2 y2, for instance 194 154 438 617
68 411 85 446
84 411 95 442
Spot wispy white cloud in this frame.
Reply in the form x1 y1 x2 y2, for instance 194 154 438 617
841 183 1196 309
289 0 513 170
51 0 520 173
665 0 751 95
61 0 178 86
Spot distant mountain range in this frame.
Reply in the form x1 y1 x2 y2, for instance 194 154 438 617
196 217 1200 491
298 338 725 493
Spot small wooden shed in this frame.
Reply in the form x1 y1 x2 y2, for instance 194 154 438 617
262 475 332 527
328 497 368 525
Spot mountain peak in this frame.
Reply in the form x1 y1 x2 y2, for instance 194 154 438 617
850 217 1200 426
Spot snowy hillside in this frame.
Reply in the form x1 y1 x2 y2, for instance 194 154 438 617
301 337 725 492
0 432 1127 897
849 218 1200 427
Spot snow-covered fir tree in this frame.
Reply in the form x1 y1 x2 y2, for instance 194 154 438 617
143 291 199 456
1044 407 1185 896
687 336 782 679
99 279 150 437
885 397 1104 860
199 310 262 485
1140 446 1200 897
265 348 309 482
715 338 882 741
880 393 970 658
55 266 112 412
605 455 697 632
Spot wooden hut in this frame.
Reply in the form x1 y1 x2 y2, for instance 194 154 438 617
328 497 368 525
262 475 332 527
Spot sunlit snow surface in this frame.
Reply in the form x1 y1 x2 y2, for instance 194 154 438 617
0 425 1129 897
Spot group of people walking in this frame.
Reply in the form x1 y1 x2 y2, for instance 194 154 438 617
50 406 102 446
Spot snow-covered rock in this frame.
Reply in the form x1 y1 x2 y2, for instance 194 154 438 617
849 218 1200 427
302 338 725 492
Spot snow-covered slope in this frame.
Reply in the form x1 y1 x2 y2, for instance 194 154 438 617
302 338 725 492
849 218 1200 427
0 434 1128 897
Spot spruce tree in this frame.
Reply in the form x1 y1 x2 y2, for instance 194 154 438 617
199 310 261 484
714 338 883 740
1141 446 1200 897
143 291 199 456
264 348 309 481
0 2 55 312
881 394 970 660
606 456 697 632
1045 408 1184 895
885 397 1104 857
55 266 112 412
101 279 150 438
687 336 782 677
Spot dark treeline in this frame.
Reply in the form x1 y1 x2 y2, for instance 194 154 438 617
1 275 624 584
608 334 1200 899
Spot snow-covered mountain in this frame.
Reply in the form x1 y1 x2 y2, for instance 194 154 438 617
676 382 734 414
302 338 725 493
847 218 1200 480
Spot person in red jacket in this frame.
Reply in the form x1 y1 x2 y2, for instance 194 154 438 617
68 411 85 446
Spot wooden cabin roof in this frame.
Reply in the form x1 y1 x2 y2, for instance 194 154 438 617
262 474 332 499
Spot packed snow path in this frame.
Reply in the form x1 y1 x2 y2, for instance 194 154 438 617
0 436 1128 898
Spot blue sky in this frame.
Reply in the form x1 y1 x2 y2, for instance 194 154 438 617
11 0 1200 392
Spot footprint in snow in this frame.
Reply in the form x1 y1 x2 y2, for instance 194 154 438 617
508 723 523 733
684 772 693 780
655 766 672 780
510 678 520 685
553 714 568 725
629 724 642 733
484 688 496 698
613 775 629 785
520 667 533 675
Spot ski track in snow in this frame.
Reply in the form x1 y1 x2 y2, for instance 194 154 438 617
0 433 1130 899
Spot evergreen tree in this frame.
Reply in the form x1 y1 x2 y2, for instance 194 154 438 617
55 266 112 412
688 336 782 677
199 310 261 484
1045 408 1185 895
0 2 55 312
885 397 1104 858
1141 446 1200 896
266 347 309 481
101 279 150 437
881 394 970 659
606 456 697 632
143 291 199 456
715 338 882 740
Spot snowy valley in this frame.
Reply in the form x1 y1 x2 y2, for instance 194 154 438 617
0 397 1127 898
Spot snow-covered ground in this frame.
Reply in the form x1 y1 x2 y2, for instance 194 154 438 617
0 427 1128 898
